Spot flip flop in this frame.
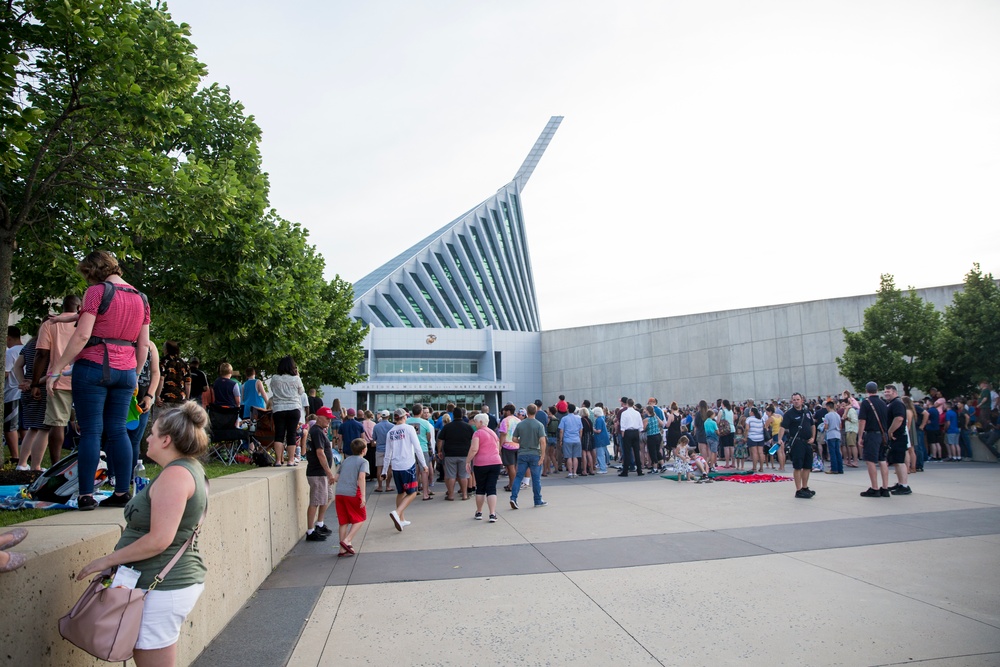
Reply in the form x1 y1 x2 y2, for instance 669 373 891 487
374 489 383 493
337 551 353 558
422 496 433 501
0 528 28 550
445 495 455 501
340 541 355 554
385 488 395 493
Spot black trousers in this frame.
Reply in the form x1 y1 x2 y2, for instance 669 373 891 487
622 429 642 474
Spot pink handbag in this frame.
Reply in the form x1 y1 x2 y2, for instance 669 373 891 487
59 492 207 662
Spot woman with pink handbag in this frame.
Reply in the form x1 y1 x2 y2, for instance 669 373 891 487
71 402 209 666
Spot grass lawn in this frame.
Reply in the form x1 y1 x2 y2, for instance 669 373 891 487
0 458 259 528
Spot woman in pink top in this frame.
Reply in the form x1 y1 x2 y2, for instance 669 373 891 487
466 413 503 522
46 251 150 511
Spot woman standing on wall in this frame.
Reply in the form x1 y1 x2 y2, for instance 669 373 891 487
46 251 150 510
269 356 305 466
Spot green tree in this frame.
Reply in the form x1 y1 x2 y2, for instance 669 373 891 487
297 276 369 390
2 1 366 392
1 0 223 333
935 263 1000 396
837 274 942 395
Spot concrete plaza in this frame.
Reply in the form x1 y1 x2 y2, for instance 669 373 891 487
194 462 1000 667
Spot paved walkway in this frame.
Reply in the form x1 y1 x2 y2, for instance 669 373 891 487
193 463 1000 666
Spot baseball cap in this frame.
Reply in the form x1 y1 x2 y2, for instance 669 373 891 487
379 410 390 417
316 407 334 418
865 381 878 393
393 408 408 419
346 408 356 417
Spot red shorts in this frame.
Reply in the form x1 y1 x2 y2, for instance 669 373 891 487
335 491 366 526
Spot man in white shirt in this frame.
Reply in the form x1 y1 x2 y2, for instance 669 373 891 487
382 408 428 531
618 398 644 477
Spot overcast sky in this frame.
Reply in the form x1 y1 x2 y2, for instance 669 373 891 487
165 0 999 330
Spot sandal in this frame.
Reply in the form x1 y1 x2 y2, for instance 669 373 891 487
340 541 355 554
422 496 433 501
503 485 512 492
445 496 455 501
337 551 353 558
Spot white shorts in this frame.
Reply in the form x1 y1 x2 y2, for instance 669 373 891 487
135 582 205 650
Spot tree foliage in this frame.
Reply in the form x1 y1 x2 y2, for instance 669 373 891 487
836 274 941 395
297 276 368 390
2 0 365 388
935 263 1000 397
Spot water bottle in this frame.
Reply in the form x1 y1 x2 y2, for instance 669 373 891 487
133 459 148 493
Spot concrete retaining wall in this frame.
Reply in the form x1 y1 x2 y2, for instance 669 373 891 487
0 466 308 667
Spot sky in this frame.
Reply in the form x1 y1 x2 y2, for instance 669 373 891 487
164 0 1000 330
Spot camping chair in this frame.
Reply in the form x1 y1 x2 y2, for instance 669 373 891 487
208 405 250 466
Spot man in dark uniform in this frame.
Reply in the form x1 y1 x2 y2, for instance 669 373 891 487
858 381 891 497
883 384 911 495
780 392 816 499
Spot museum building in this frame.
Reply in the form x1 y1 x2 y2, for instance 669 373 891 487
324 117 563 414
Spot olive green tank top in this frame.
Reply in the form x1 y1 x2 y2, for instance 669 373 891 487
115 458 208 590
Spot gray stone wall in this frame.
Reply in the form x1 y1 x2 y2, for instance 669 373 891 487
540 285 964 406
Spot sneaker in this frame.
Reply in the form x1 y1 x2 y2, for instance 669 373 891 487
389 510 402 531
803 488 816 497
795 489 811 499
860 488 880 497
509 498 519 510
534 501 548 507
315 524 333 536
305 531 327 542
890 485 912 495
887 483 901 492
77 495 98 511
474 512 483 520
101 492 132 507
521 481 530 488
489 514 497 522
879 488 891 498
400 520 411 527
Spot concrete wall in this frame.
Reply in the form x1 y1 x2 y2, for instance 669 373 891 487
541 285 964 406
0 466 308 667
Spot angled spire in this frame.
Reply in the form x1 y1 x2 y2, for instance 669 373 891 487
512 116 563 190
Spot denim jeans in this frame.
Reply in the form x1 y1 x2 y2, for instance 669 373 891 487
121 404 151 482
959 429 972 459
73 359 136 496
595 443 609 471
916 430 927 468
511 453 543 505
827 437 842 473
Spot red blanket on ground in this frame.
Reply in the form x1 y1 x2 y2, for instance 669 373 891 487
716 473 792 483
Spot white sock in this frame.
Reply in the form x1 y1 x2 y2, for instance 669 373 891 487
307 528 314 535
315 521 324 528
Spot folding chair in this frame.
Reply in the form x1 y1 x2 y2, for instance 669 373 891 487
208 406 249 466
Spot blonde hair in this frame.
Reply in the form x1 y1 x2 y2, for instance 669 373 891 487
219 362 233 375
156 402 209 457
77 250 122 284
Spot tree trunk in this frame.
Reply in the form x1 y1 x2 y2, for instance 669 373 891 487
0 234 14 439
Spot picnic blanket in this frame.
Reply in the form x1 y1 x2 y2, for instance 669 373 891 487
716 473 792 483
658 469 751 481
0 485 111 510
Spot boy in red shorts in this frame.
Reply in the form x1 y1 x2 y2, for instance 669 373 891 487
335 438 369 557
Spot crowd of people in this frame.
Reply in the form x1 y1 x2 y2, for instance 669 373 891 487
3 252 999 665
295 381 1000 547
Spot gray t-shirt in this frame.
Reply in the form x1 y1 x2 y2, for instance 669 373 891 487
512 418 546 455
335 455 370 497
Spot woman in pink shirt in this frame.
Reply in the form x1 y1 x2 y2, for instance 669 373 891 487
46 251 150 511
466 413 503 522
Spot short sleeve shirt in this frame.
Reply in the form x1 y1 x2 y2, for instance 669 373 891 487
781 407 813 444
306 424 333 477
512 417 546 455
438 420 475 457
35 320 76 390
887 398 907 443
858 397 888 434
335 455 370 496
77 282 150 370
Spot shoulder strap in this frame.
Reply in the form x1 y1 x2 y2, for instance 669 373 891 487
97 281 116 315
147 475 209 591
865 397 887 437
